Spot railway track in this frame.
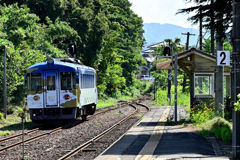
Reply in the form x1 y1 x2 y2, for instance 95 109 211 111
0 98 151 159
58 101 150 160
0 102 130 154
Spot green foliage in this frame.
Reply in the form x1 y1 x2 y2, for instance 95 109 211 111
221 125 231 143
200 129 212 137
153 85 190 107
0 3 73 107
190 107 215 125
177 0 232 41
202 38 233 54
199 117 232 142
0 131 10 136
213 125 221 139
0 112 3 120
0 1 147 108
189 101 215 125
234 94 240 111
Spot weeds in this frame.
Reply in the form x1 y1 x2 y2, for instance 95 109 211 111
152 85 190 106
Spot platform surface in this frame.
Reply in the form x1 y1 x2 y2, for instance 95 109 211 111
96 105 229 160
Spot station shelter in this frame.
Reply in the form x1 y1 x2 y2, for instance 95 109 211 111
156 48 231 109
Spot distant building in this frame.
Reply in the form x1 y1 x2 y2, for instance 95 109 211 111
136 41 169 79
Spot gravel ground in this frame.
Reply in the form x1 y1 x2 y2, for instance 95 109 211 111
0 105 136 160
70 102 149 159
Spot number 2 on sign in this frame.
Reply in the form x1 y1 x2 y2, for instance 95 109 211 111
220 52 226 65
217 51 230 66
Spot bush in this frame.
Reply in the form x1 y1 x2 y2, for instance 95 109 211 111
190 107 215 125
199 117 232 143
213 125 221 139
200 129 212 137
221 125 231 143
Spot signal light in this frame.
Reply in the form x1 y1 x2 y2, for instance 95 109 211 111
163 47 171 56
68 42 76 56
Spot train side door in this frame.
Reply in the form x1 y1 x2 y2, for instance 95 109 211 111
44 71 58 106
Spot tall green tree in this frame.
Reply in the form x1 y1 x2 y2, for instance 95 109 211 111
0 0 147 98
176 0 232 40
0 3 78 107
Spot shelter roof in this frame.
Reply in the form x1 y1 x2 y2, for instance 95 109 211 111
156 48 231 75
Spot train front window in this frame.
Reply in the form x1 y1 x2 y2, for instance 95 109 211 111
31 73 42 91
73 72 76 89
47 76 56 90
61 72 71 90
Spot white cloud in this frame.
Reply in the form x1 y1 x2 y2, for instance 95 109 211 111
129 0 198 29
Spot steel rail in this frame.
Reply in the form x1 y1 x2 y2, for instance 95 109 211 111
58 103 137 160
0 103 128 153
0 127 41 143
95 102 150 160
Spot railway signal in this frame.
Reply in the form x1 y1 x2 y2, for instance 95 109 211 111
163 47 171 56
68 42 76 56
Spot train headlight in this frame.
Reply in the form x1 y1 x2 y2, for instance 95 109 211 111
33 95 40 101
64 94 70 100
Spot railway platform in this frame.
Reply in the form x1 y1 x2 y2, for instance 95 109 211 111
95 105 230 160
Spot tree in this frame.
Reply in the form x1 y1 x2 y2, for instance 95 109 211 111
0 0 147 99
0 3 78 107
176 0 232 41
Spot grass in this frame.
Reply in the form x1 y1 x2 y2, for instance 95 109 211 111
97 95 139 108
0 114 34 136
97 98 118 108
151 85 190 107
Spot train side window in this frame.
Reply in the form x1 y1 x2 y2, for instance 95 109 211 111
87 75 89 88
83 74 85 88
73 72 76 89
91 75 93 88
83 74 85 89
61 72 71 90
81 74 83 88
89 75 91 88
85 74 88 88
31 73 42 91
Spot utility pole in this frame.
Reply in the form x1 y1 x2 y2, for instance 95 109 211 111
210 0 215 55
232 0 240 158
181 32 195 50
215 12 224 115
198 5 203 51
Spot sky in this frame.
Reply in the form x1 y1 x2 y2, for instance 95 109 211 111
128 0 198 29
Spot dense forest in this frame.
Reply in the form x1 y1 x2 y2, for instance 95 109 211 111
0 0 147 108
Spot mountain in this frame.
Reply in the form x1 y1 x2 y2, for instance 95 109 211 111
142 23 199 50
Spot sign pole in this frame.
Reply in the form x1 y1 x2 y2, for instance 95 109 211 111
174 55 178 124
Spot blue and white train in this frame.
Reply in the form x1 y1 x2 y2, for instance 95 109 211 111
26 57 97 123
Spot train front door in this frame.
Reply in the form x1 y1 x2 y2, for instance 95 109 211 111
44 71 58 106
